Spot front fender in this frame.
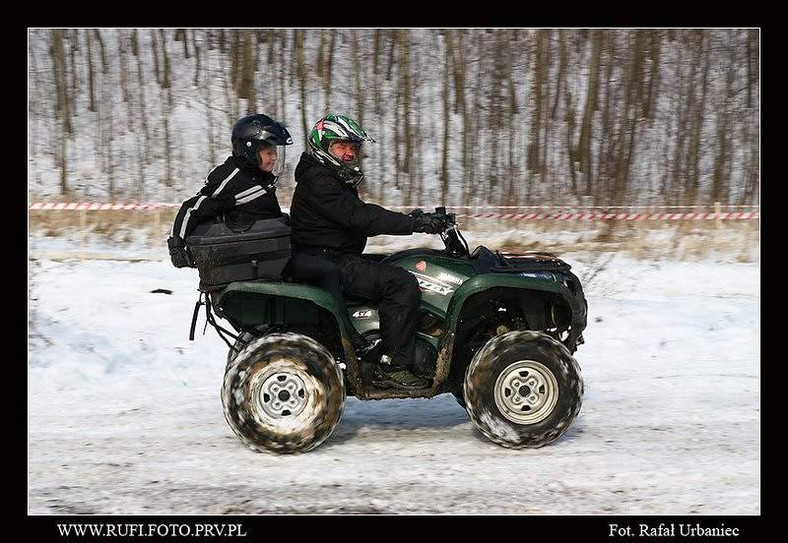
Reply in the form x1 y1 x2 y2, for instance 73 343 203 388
444 273 585 334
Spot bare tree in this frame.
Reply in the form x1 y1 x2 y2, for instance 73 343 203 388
558 30 578 195
746 29 758 110
294 30 309 148
642 30 661 121
576 30 601 196
711 34 737 203
118 31 130 105
596 31 617 205
236 30 257 113
398 29 412 178
174 29 190 59
93 29 109 75
68 30 80 105
322 30 337 110
686 31 711 204
612 31 646 206
50 29 71 195
351 31 366 177
527 30 546 177
85 29 97 113
440 31 451 205
192 29 202 87
449 30 470 189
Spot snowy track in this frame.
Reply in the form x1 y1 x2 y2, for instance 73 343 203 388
28 252 759 515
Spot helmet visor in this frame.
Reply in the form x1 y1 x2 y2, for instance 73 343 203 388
259 144 287 178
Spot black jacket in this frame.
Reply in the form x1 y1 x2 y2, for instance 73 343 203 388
171 156 283 240
290 153 414 254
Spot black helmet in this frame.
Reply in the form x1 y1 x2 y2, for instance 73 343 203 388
231 114 294 173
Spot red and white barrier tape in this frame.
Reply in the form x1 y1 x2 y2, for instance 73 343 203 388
29 202 180 211
28 203 759 220
457 211 760 221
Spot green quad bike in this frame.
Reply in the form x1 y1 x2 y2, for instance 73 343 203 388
199 207 587 454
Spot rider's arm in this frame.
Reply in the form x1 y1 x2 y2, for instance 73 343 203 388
307 174 414 236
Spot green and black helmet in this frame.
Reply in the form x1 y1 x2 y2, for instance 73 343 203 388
308 113 375 186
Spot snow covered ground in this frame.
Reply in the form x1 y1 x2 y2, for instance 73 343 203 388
27 231 759 515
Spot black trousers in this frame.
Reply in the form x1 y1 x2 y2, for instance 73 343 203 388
284 252 348 318
287 249 420 369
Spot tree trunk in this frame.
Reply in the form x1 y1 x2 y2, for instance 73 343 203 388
134 31 149 166
324 30 336 111
596 32 616 206
373 29 383 116
69 30 80 105
643 30 661 121
687 31 710 205
746 29 758 109
527 30 544 176
118 31 130 105
85 29 96 113
449 30 469 191
577 29 601 195
559 30 577 195
238 30 257 112
398 30 411 176
613 32 645 207
488 30 507 196
204 34 217 167
711 39 736 203
174 28 190 59
50 29 71 195
669 39 687 206
352 31 366 178
295 30 309 148
540 30 551 189
51 30 72 134
192 29 202 86
279 31 287 122
440 31 451 205
93 29 109 75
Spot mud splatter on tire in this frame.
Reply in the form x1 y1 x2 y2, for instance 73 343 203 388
463 331 583 448
222 333 345 454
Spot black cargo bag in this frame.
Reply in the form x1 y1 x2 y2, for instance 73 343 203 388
185 217 291 290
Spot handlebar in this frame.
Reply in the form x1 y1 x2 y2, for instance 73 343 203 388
418 206 456 230
425 206 468 257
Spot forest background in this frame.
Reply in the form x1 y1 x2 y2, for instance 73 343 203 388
28 28 760 210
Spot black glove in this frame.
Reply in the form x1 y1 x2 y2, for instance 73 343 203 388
408 208 425 218
167 236 194 268
413 214 444 234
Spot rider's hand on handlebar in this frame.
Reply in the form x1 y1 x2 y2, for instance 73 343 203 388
408 208 425 218
413 214 445 234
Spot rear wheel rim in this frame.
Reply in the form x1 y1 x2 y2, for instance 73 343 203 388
255 366 310 419
493 360 559 425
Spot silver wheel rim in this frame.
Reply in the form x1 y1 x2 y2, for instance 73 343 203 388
255 367 310 419
494 360 559 425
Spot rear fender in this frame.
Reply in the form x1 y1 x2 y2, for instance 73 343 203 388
212 281 357 364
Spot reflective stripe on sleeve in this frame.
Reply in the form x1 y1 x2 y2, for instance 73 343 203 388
178 195 207 239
